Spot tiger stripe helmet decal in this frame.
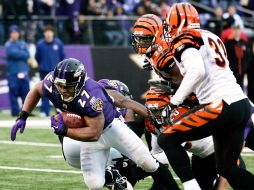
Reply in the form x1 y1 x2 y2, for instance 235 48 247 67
166 3 200 36
132 14 164 54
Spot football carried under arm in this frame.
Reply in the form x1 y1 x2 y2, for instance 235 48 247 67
106 89 149 118
51 112 105 142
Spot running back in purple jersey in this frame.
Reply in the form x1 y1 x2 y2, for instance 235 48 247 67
98 79 129 117
42 72 120 128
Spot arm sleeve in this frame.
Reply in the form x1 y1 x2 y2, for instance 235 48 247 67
170 48 205 106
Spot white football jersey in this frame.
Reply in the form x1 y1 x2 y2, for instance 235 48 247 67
171 29 246 105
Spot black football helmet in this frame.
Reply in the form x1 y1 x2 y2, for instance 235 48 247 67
53 58 87 102
115 80 133 99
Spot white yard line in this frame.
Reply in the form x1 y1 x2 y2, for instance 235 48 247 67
0 140 60 147
48 155 64 159
0 165 181 180
0 120 50 129
0 166 82 174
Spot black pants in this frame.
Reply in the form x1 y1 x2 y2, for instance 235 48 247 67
158 99 254 190
192 154 217 190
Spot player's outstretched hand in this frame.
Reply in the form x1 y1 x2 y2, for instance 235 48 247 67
51 113 67 136
10 111 29 141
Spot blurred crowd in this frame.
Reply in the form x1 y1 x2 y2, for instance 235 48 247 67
0 0 253 44
2 0 254 116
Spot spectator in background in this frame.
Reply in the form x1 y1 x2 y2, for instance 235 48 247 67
223 4 244 29
4 25 30 116
221 16 249 43
205 6 224 36
56 0 81 43
224 22 251 89
35 25 65 116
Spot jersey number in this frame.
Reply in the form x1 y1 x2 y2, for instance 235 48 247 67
208 37 227 68
78 90 90 108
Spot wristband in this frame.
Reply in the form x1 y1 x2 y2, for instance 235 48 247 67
19 111 30 120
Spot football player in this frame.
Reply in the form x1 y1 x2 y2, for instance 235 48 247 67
10 58 180 190
145 86 217 190
97 79 144 137
150 2 254 190
62 78 170 189
132 13 165 71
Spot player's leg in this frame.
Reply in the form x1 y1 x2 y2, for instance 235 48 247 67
192 154 217 190
105 118 180 190
213 98 254 189
157 101 225 190
79 137 110 190
62 137 81 168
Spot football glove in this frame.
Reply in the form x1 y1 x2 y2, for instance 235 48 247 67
50 113 68 136
143 57 153 71
10 111 29 141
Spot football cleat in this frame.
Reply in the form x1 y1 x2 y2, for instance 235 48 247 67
105 165 133 190
112 177 133 190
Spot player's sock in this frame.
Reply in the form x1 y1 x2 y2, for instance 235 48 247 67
183 179 201 190
151 163 180 190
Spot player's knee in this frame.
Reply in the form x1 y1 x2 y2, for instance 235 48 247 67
65 156 81 169
135 154 159 173
83 175 105 190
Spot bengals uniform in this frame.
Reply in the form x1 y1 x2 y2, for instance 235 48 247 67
153 3 254 190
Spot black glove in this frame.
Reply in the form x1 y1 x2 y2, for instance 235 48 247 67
143 57 153 71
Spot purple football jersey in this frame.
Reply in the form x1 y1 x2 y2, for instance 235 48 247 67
98 79 128 117
42 72 120 128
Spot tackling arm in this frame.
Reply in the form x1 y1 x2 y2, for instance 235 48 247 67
66 112 105 142
107 89 149 118
170 48 205 106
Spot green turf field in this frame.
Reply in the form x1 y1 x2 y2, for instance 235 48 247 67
0 114 253 189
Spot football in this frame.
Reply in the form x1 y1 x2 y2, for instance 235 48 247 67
54 112 86 128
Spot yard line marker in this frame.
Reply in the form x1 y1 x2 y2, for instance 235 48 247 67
0 166 181 180
0 120 50 128
0 140 61 147
48 155 63 158
0 166 82 174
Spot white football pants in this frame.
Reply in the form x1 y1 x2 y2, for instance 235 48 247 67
63 118 159 190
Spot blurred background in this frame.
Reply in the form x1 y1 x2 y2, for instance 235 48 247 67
0 0 254 117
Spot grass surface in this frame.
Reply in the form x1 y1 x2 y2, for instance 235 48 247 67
0 114 253 189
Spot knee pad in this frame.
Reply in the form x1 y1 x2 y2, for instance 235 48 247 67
135 152 159 173
83 174 105 190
